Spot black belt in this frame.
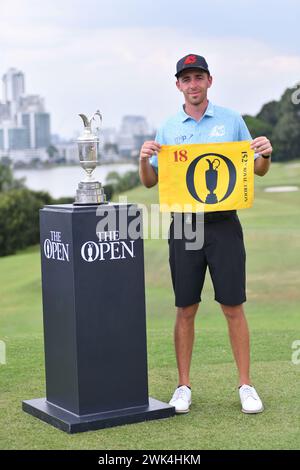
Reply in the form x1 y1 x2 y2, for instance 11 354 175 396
204 210 236 222
171 210 236 223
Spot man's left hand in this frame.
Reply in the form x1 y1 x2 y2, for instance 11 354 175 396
251 136 273 157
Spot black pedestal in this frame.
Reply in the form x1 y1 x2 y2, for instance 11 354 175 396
23 203 174 433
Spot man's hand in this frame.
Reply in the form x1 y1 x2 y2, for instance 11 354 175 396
139 141 161 161
139 141 160 188
253 136 272 176
251 136 273 157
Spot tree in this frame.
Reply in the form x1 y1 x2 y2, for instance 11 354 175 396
0 189 48 256
272 112 300 161
0 162 25 192
256 100 279 126
247 84 300 161
270 87 300 161
46 145 59 159
243 115 273 139
106 171 121 187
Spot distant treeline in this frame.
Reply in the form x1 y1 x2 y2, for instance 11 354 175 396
0 164 140 256
243 85 300 161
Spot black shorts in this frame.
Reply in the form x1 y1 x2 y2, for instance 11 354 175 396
168 212 246 307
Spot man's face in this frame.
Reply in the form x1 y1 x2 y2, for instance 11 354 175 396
176 69 212 106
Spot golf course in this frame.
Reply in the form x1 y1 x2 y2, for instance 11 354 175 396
0 160 299 450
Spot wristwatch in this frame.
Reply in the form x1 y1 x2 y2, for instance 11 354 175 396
261 154 271 159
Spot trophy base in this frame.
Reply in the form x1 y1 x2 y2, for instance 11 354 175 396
205 193 218 204
75 180 107 205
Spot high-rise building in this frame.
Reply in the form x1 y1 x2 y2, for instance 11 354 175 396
120 115 149 136
0 129 3 150
18 95 45 113
0 121 29 151
2 68 25 103
0 102 10 121
8 128 29 150
0 68 51 161
19 112 50 149
34 113 50 148
118 115 150 157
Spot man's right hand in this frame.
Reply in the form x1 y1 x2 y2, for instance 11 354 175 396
139 141 160 188
139 141 161 161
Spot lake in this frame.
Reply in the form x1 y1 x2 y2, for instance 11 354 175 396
14 163 138 199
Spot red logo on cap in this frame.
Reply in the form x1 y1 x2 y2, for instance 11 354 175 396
184 55 197 64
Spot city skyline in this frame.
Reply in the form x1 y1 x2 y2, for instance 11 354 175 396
2 0 300 138
0 67 51 161
0 67 155 164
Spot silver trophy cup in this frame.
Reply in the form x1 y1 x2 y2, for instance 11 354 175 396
74 110 107 205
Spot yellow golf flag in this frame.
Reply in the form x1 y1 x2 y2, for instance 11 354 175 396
158 141 254 212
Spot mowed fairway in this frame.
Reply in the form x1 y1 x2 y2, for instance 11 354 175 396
0 161 299 449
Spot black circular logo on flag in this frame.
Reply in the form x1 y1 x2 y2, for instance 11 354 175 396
186 153 237 204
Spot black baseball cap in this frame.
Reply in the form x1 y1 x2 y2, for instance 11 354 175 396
175 54 210 78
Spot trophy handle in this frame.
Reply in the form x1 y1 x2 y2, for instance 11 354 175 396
212 158 220 170
79 113 90 128
90 110 102 134
78 111 102 131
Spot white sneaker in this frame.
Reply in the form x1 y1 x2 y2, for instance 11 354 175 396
169 385 191 414
239 384 264 414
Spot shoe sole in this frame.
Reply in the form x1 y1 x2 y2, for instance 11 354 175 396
242 406 264 414
175 408 190 414
172 401 191 414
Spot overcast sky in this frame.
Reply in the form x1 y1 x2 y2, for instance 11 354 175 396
1 0 299 139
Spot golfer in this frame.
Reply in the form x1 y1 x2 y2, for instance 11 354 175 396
139 54 272 414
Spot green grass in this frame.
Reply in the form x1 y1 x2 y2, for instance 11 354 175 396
1 161 300 449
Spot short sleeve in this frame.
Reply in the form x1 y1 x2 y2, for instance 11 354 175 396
237 116 259 160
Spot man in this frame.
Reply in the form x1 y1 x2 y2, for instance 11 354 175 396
139 54 272 414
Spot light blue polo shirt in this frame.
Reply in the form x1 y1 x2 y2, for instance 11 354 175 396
150 101 258 172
